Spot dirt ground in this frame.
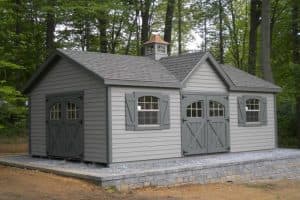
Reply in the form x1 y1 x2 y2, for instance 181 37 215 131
0 165 300 200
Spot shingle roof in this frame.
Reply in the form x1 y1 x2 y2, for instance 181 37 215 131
160 51 281 93
221 64 281 92
23 49 281 94
57 49 180 87
160 52 206 81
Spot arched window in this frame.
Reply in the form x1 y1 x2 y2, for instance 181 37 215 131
50 103 61 120
186 101 203 117
66 102 79 120
137 96 159 125
245 98 260 122
209 101 224 117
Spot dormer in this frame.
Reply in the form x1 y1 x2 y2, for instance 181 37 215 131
144 34 169 60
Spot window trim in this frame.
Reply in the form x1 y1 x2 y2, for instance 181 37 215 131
245 98 260 123
238 95 267 127
134 92 163 130
137 95 160 126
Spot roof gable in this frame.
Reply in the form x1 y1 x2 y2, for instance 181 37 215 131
23 49 180 94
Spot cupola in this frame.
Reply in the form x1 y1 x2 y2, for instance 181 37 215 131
144 34 169 60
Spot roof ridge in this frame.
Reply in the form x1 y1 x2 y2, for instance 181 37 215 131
160 51 206 60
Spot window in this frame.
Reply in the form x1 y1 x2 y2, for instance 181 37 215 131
157 44 166 53
245 98 260 122
187 101 203 117
146 45 154 54
66 102 79 120
137 96 159 125
209 101 224 117
50 103 61 120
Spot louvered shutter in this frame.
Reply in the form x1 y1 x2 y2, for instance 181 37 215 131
160 94 170 129
125 93 136 130
260 97 268 125
237 96 246 126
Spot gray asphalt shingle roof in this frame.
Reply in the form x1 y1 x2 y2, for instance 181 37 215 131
58 49 179 87
221 64 281 91
23 49 281 93
159 52 206 81
159 51 280 92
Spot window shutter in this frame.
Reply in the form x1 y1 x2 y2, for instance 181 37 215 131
260 97 268 125
160 95 170 129
237 97 246 126
125 93 136 130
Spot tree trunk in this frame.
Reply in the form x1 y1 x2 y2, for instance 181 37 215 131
98 3 108 53
291 0 300 147
218 0 224 64
164 0 176 55
248 0 261 75
140 0 151 55
135 0 140 56
45 0 56 55
261 0 274 83
178 0 182 54
14 0 21 46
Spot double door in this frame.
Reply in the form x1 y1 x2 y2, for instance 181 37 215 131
182 94 229 155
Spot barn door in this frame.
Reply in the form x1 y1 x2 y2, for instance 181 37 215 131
181 94 229 155
206 96 229 153
46 93 83 159
182 95 207 155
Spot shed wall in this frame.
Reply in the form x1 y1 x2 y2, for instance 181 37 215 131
183 61 228 92
30 58 107 163
229 92 276 152
110 87 181 163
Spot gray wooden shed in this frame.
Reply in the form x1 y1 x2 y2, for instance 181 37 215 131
24 35 281 164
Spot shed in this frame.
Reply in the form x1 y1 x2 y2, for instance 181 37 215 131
24 35 281 164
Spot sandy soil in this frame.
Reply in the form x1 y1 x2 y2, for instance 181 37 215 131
0 165 300 200
0 143 27 154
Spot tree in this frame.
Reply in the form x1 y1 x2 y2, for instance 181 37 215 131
45 0 56 55
291 0 300 146
261 0 274 83
248 0 261 75
140 0 152 55
218 0 224 64
177 0 182 54
98 2 109 53
164 0 176 55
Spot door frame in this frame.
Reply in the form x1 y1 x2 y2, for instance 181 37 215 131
46 91 84 160
180 91 230 156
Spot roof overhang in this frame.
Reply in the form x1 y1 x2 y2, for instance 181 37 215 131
104 79 180 88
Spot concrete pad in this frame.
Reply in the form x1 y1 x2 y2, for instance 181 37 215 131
0 149 300 190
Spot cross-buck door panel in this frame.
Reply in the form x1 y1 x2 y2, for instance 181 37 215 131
46 92 83 160
182 94 229 155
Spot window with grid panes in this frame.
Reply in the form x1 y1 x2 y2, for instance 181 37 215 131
137 96 159 125
209 101 224 117
66 102 79 120
50 103 61 120
245 99 260 122
186 101 203 117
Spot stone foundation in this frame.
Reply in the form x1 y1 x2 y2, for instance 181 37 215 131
102 156 300 190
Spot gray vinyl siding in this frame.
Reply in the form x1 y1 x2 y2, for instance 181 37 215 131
110 86 181 163
29 57 107 163
229 92 276 152
183 61 228 92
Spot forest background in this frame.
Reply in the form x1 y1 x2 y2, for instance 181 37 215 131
0 0 299 147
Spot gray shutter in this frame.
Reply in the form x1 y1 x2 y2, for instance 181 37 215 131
260 97 267 125
160 94 170 129
237 97 246 126
125 93 136 130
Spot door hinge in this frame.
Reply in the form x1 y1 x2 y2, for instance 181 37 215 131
182 119 187 122
80 119 83 124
